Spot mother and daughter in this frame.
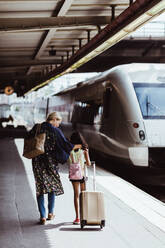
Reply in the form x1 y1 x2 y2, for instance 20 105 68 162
29 111 91 225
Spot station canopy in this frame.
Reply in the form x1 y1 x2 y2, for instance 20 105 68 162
0 0 164 96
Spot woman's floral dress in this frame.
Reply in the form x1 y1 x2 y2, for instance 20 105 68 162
29 122 74 196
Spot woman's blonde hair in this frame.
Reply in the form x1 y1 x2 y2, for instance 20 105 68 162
46 112 62 122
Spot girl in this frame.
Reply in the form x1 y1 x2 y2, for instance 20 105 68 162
69 131 91 225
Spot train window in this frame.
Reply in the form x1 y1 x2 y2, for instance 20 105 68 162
134 83 165 119
0 104 10 118
71 101 100 125
103 87 112 118
94 106 103 124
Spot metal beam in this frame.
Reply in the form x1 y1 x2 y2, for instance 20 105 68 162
0 0 58 1
77 56 165 72
1 54 163 69
1 55 165 85
142 42 156 56
26 0 74 75
0 16 110 32
0 73 41 82
0 59 62 68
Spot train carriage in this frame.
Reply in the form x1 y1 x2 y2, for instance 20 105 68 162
36 63 165 167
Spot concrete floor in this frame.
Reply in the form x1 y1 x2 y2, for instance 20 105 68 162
1 138 165 248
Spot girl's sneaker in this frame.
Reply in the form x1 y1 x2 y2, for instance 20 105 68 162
73 218 80 225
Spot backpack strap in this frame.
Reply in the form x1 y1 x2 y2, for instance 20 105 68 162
70 152 75 163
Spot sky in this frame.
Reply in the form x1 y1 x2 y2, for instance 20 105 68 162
130 12 165 38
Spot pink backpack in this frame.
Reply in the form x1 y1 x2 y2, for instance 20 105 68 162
69 152 83 180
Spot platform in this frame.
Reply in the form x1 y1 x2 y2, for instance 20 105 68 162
1 138 165 248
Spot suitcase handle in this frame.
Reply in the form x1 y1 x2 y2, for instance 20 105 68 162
84 161 96 191
91 161 96 191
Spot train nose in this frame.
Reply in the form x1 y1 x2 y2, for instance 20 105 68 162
143 120 165 168
144 120 165 146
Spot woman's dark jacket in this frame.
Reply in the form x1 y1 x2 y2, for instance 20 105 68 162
29 122 74 164
28 122 74 195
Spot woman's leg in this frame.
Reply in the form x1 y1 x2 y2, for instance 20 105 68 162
37 194 46 219
48 192 55 215
71 181 80 219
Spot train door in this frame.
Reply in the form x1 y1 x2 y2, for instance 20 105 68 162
101 84 127 141
101 86 116 138
70 99 102 149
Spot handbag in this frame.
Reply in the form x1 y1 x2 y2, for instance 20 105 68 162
23 124 46 159
69 153 83 180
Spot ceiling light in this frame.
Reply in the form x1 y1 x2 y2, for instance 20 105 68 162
49 46 56 56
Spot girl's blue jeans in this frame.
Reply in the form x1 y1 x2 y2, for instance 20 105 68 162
37 192 55 218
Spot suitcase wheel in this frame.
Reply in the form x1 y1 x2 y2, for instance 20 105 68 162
100 220 105 229
81 220 86 229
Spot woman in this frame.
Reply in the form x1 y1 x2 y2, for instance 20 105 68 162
68 131 91 224
29 112 81 225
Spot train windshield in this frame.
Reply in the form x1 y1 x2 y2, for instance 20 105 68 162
133 83 165 119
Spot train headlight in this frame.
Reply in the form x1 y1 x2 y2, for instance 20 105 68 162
133 122 139 128
139 130 145 140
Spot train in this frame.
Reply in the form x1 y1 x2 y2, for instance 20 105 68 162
33 63 165 167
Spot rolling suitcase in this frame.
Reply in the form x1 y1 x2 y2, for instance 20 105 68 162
80 161 105 229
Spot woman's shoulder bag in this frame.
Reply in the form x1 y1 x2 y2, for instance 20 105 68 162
23 124 46 159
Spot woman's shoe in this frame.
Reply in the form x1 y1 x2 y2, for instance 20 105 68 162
73 218 80 225
47 213 55 220
40 218 46 225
